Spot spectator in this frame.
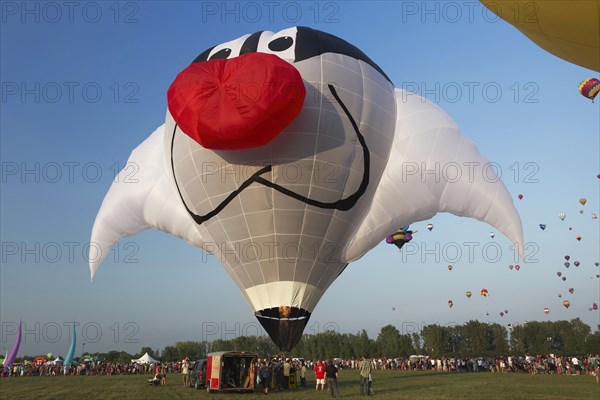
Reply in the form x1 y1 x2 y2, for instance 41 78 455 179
571 356 581 375
299 361 307 388
314 359 326 391
282 358 290 389
325 360 340 397
181 358 189 387
359 356 371 396
258 360 271 395
160 363 167 385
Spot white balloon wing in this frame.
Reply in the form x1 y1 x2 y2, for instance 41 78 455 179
89 124 205 279
343 89 524 262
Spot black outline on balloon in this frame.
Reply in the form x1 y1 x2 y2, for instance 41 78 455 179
170 84 370 225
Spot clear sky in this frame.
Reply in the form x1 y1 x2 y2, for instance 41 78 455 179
1 1 598 358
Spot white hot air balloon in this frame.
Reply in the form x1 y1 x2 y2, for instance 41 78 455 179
558 212 566 221
90 27 524 351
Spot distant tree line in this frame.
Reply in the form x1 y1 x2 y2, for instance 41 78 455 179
14 319 599 363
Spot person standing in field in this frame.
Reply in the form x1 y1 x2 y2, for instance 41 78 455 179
160 363 167 385
314 359 326 391
258 360 271 395
359 356 372 396
325 360 340 397
181 358 189 387
299 361 307 388
282 358 291 389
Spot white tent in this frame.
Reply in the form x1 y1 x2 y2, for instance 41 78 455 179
131 352 159 364
52 357 64 365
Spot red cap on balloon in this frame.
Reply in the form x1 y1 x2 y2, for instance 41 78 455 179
168 52 306 150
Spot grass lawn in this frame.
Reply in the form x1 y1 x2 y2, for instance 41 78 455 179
1 370 598 399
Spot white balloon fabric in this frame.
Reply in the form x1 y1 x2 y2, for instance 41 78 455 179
90 27 524 351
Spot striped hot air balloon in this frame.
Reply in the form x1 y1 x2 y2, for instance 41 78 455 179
579 78 600 102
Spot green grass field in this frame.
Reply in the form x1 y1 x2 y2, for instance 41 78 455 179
1 370 598 399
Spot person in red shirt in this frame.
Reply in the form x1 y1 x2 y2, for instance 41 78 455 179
314 360 326 391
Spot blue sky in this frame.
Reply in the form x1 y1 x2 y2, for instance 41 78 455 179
1 1 598 358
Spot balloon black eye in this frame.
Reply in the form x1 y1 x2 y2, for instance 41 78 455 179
209 48 231 60
268 36 293 52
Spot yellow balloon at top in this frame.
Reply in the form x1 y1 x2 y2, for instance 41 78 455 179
579 198 587 206
481 0 600 72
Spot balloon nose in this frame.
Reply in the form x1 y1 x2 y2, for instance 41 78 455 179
167 52 306 150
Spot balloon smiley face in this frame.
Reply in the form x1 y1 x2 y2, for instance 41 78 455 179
167 27 395 230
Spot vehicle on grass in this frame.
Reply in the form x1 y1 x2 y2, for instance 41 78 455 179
189 359 207 389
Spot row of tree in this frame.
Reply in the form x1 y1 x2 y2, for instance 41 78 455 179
14 319 599 364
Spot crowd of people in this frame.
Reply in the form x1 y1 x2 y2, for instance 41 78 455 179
335 353 599 379
250 353 600 395
0 360 182 378
2 352 598 392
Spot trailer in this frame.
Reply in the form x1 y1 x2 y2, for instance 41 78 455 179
206 351 257 393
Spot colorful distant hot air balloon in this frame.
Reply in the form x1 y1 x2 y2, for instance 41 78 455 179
576 236 582 241
489 232 495 239
579 78 600 102
448 300 453 308
480 288 489 297
508 264 514 270
89 27 526 352
386 226 415 251
392 307 396 312
539 224 546 230
558 213 566 221
504 309 508 314
557 271 562 277
518 194 523 200
579 198 587 206
574 261 580 267
466 291 472 298
448 265 453 271
591 303 599 311
558 294 562 298
592 213 597 219
3 320 22 368
543 307 550 315
562 300 571 309
426 223 433 231
499 312 504 317
579 209 584 214
515 265 520 271
562 276 567 281
595 262 599 267
565 262 570 268
565 255 570 261
568 288 574 294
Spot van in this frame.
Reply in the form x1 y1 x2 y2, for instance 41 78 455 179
189 359 207 389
